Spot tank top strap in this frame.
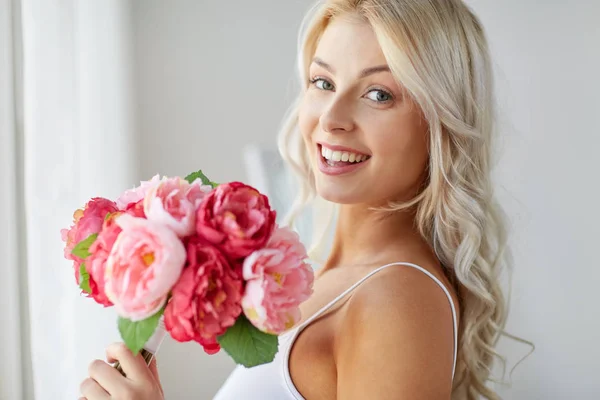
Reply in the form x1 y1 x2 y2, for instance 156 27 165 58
290 261 459 380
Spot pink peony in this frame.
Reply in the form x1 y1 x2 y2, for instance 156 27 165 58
83 204 147 307
241 227 314 334
144 177 212 237
124 199 146 218
196 182 276 259
115 174 162 210
60 197 118 297
104 214 187 321
164 235 243 354
85 213 123 307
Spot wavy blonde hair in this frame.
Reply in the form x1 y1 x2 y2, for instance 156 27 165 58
277 0 531 398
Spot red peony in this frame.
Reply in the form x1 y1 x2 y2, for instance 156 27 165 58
195 182 276 259
164 236 243 354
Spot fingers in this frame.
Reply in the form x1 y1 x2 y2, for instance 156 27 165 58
80 377 110 400
88 359 124 395
105 342 151 381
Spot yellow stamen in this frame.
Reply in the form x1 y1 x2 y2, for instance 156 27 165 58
214 291 227 308
142 252 155 267
246 308 259 321
285 314 296 330
73 209 84 223
272 272 283 286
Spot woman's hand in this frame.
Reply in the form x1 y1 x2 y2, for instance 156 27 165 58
79 342 164 400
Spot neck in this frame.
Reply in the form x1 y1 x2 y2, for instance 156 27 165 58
323 203 428 270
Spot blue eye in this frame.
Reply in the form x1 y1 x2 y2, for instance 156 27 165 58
311 78 334 91
366 89 393 103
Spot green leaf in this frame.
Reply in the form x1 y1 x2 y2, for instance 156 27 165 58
217 314 279 368
71 233 98 259
79 263 92 294
184 169 218 188
118 308 164 355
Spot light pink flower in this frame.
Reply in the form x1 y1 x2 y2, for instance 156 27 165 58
241 227 314 334
164 235 243 354
144 177 211 237
196 182 276 259
115 174 162 210
60 198 118 291
104 214 186 321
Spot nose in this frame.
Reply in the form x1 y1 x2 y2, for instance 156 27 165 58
319 95 355 134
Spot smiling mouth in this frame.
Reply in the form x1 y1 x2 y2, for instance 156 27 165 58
319 144 371 166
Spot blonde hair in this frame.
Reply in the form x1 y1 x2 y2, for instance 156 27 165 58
278 0 531 398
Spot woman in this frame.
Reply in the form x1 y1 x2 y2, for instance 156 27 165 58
80 0 513 398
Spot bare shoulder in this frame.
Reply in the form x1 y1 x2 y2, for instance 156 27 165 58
347 264 458 322
334 264 457 400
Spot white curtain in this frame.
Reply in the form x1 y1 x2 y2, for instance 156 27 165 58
0 0 138 398
1 1 25 398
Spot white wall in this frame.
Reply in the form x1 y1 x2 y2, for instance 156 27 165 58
130 1 600 399
467 1 600 399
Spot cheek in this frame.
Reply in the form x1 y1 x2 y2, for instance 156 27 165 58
298 92 322 143
381 129 427 161
374 116 429 179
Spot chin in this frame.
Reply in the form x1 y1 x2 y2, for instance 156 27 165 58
315 180 367 205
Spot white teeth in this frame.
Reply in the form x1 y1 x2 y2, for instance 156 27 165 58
321 146 368 163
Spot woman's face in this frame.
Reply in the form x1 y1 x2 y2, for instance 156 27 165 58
298 17 429 206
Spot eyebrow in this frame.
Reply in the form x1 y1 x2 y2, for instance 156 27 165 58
312 57 391 78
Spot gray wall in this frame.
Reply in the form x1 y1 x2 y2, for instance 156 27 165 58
131 1 310 398
131 1 600 399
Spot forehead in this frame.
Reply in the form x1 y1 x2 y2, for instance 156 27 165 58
313 16 389 71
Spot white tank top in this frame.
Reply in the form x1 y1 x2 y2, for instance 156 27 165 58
213 262 458 400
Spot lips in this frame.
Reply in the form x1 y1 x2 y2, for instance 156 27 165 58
316 144 371 176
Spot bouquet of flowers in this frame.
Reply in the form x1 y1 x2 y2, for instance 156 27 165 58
60 170 314 372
